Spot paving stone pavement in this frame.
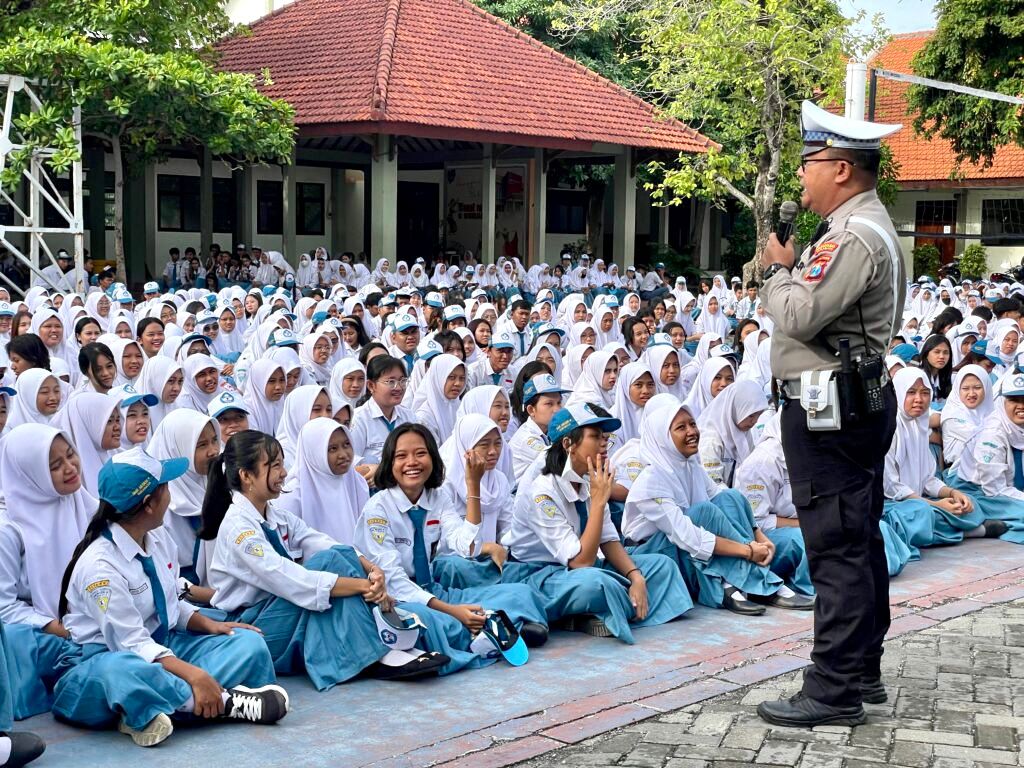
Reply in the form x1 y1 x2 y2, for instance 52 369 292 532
514 599 1024 768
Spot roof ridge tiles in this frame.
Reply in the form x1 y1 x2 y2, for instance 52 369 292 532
371 0 402 120
453 0 712 147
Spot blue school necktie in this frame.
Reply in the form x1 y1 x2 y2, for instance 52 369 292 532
101 528 169 643
574 499 590 534
518 333 526 355
378 415 396 433
1013 448 1024 491
491 372 501 385
137 554 170 644
261 523 293 561
403 354 415 375
405 506 433 587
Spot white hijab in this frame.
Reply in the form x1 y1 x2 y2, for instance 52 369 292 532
561 344 594 389
613 362 652 444
627 401 713 507
279 419 368 545
682 357 734 422
137 356 182 429
697 297 731 337
645 344 688 399
0 424 96 619
299 330 333 386
697 378 767 467
414 354 465 440
53 392 118 496
890 367 937 496
565 350 615 409
243 358 287 435
8 368 60 429
440 415 509 543
941 364 993 432
178 354 220 412
149 409 217 523
327 358 365 415
276 384 329 469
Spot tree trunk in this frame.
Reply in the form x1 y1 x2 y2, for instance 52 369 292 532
110 134 127 284
743 62 785 284
688 199 708 265
586 183 606 258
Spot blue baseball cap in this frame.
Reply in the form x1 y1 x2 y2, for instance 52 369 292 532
392 313 419 333
180 333 211 349
311 310 329 325
269 328 299 348
261 285 277 297
143 281 160 295
468 609 528 667
1003 368 1024 397
113 287 133 304
108 384 158 409
98 448 188 515
0 386 15 398
891 343 919 364
649 332 673 347
424 292 444 309
547 401 621 442
381 293 398 307
0 302 13 317
416 338 443 361
443 305 466 322
208 390 249 419
534 322 565 340
490 331 516 350
523 373 570 404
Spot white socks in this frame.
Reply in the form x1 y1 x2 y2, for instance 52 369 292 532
776 584 797 598
0 735 13 766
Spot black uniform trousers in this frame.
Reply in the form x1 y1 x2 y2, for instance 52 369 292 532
780 385 897 706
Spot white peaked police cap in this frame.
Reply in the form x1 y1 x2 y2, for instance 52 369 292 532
801 100 901 156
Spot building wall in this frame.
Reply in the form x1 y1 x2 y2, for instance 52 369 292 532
889 187 1024 276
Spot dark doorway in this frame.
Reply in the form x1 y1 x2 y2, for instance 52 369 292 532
398 181 440 263
915 199 957 264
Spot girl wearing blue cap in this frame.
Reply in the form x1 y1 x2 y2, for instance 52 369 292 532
503 403 692 641
356 423 549 672
203 430 446 686
52 447 288 748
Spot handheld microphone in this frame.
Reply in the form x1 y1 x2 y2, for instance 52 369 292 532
776 200 799 246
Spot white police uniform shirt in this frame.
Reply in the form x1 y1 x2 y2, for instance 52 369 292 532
507 419 549 481
0 521 50 627
504 469 619 565
467 358 513 393
64 523 197 663
355 486 447 605
210 492 341 613
621 476 721 562
732 443 796 532
350 399 415 467
437 482 513 558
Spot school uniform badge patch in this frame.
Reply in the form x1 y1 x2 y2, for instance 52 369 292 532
367 516 389 544
244 540 264 558
626 460 644 482
535 495 559 518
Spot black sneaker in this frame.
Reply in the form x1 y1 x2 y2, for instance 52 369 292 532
366 650 450 681
984 520 1008 539
0 732 45 767
757 693 867 727
519 621 549 648
223 685 290 724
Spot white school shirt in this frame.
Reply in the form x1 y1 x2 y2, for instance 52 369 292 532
697 429 734 486
503 471 619 565
209 492 341 613
349 399 415 466
957 425 1024 502
437 481 514 559
883 449 945 501
467 358 514 393
507 418 548 481
610 438 647 492
0 521 50 628
639 271 663 293
65 523 197 663
941 415 976 468
355 485 448 605
620 477 720 562
732 445 796 532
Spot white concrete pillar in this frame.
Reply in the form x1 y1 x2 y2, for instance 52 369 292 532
614 148 637 267
370 135 398 263
530 148 547 267
481 144 496 264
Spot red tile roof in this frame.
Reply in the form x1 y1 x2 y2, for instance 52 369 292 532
868 32 1024 185
215 0 715 154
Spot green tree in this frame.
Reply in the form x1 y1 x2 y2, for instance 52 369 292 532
561 0 885 278
907 0 1024 168
0 0 294 283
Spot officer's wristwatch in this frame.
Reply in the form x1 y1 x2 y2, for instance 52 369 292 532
762 262 790 282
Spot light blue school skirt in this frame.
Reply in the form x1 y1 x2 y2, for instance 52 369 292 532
882 498 939 558
500 552 691 644
627 491 784 608
945 473 1024 544
52 629 275 730
228 546 389 691
0 620 13 730
879 518 914 577
2 622 75 722
398 580 549 675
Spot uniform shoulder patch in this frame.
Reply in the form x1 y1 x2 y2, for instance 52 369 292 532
244 540 264 558
534 494 560 518
235 529 257 545
803 250 836 283
366 516 389 544
626 459 644 482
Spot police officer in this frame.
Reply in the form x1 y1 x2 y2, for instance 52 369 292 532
756 101 906 728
